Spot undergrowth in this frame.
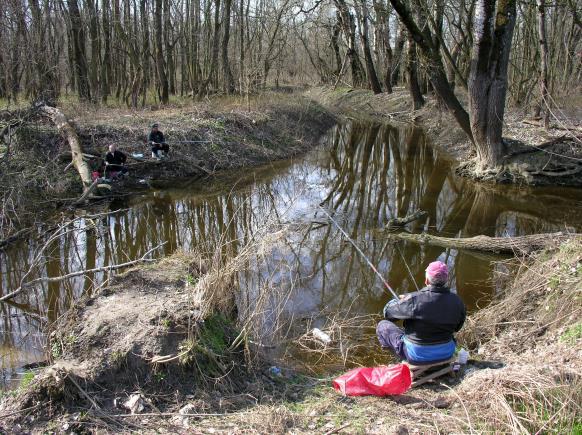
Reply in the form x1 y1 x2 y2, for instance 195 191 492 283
458 237 581 434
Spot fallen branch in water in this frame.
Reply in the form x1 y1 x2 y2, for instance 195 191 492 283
0 242 166 303
386 210 427 229
381 232 575 255
74 178 101 204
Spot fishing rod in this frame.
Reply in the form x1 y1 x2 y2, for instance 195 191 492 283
149 140 212 145
318 206 400 301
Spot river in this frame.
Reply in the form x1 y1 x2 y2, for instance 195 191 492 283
2 121 582 388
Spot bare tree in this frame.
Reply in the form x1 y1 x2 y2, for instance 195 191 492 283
154 0 169 103
535 0 550 128
467 0 517 170
67 0 91 101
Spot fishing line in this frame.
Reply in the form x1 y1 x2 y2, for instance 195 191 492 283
395 242 420 292
317 206 399 301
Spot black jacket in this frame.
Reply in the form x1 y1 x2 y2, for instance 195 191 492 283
148 130 165 144
383 285 466 345
105 150 127 166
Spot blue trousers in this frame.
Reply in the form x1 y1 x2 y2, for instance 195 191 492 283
376 320 408 361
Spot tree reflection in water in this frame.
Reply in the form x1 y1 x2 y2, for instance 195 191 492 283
2 121 582 386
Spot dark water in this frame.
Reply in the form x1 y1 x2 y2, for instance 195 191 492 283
2 121 582 387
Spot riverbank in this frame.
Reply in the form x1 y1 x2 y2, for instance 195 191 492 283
1 233 579 433
308 86 582 186
0 91 335 244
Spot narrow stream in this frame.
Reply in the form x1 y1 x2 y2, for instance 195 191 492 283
2 121 582 388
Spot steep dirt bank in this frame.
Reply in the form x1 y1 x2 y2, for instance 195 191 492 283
308 86 582 186
1 231 579 433
0 92 335 244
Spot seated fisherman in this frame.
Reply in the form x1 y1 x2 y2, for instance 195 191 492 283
148 123 169 159
104 143 128 178
377 261 466 364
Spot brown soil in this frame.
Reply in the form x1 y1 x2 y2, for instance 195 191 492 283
308 86 582 186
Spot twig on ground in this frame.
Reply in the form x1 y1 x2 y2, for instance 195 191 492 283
324 423 351 435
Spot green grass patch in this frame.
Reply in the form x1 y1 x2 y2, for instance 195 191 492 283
560 323 582 344
198 313 230 354
19 370 35 389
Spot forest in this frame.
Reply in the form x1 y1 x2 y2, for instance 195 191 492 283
2 0 580 171
0 0 581 433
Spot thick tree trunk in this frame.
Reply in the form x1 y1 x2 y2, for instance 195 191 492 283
331 20 343 77
407 35 425 109
40 105 93 190
373 0 393 93
384 231 574 255
67 0 91 101
391 24 406 85
468 0 517 170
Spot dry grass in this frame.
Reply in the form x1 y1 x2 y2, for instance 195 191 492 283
457 237 582 434
459 236 581 354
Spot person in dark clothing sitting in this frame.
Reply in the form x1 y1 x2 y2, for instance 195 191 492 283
377 261 466 364
104 143 128 178
148 123 169 159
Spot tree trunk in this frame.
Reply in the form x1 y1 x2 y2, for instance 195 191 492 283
390 0 472 139
331 20 343 77
391 24 405 85
374 0 393 93
164 0 176 95
140 0 150 106
40 105 93 190
355 0 383 94
238 0 244 93
101 0 111 102
0 10 5 99
86 0 101 103
536 0 550 129
468 0 517 170
154 0 169 103
383 231 572 255
222 0 235 93
334 1 366 87
407 34 425 109
67 0 91 101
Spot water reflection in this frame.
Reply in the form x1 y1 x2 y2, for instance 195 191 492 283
2 121 582 387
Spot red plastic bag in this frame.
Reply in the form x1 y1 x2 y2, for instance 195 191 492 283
332 364 411 396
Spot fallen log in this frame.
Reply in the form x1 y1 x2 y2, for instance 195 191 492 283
382 231 576 255
39 104 93 191
386 210 428 229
